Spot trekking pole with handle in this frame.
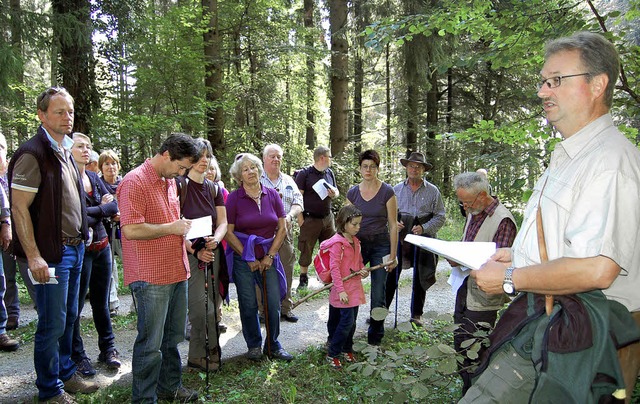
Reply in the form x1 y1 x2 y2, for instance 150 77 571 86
204 256 211 392
261 268 272 358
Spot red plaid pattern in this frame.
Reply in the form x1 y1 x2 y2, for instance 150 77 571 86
464 198 517 248
117 159 190 285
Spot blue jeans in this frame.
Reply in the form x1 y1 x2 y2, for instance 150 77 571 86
3 251 34 318
360 234 390 344
233 254 282 353
327 305 358 357
34 244 84 401
0 251 6 334
72 243 116 361
130 280 187 404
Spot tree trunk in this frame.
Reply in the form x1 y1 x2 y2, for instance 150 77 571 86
352 0 366 157
52 0 99 134
328 0 348 157
304 0 316 150
10 0 28 144
202 0 225 153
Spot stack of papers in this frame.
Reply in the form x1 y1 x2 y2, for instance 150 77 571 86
404 234 495 270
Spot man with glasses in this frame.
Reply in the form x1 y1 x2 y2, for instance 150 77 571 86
451 171 516 394
295 145 339 288
463 32 640 402
118 133 200 403
260 144 303 322
388 152 445 326
8 87 98 402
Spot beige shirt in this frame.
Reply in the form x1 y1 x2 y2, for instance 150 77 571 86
11 134 82 238
512 114 640 312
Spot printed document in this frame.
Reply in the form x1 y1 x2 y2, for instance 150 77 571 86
404 234 495 270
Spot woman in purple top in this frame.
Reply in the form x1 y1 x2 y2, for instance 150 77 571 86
178 139 228 372
224 153 293 362
346 149 398 345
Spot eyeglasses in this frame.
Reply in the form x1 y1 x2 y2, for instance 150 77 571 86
174 161 191 171
361 164 378 171
407 163 423 170
537 73 591 90
458 192 480 208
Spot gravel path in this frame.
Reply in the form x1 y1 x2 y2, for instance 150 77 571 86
0 261 455 403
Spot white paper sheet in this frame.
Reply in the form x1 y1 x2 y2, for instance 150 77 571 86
447 265 470 294
186 215 213 240
404 234 495 270
28 267 58 285
312 179 335 200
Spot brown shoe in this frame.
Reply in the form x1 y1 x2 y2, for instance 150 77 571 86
63 371 99 394
187 356 220 372
410 316 424 327
6 316 18 330
40 392 77 403
0 333 19 351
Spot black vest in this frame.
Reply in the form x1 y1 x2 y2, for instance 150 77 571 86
7 126 88 263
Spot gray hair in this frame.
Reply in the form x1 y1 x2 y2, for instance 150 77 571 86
545 31 619 108
209 155 222 182
263 144 283 160
453 172 490 195
229 153 263 184
313 145 330 162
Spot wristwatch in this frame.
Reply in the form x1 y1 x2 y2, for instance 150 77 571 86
503 266 517 296
266 253 275 260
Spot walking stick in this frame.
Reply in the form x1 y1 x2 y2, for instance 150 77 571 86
394 238 402 329
292 261 392 309
204 258 210 392
209 252 222 370
261 268 272 358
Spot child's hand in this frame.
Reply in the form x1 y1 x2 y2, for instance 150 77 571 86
339 291 349 304
358 269 369 278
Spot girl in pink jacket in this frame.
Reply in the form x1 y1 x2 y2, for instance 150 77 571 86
323 205 369 369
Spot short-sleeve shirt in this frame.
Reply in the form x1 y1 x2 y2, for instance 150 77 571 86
260 172 303 213
117 159 190 286
10 132 82 238
180 177 225 236
346 182 395 237
226 186 285 239
295 165 336 217
512 114 640 312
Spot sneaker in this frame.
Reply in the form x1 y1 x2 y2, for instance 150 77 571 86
109 308 118 318
298 273 308 289
281 312 299 323
0 333 19 352
187 357 220 372
343 352 357 363
98 350 121 369
267 348 294 362
157 386 198 403
247 347 263 361
63 371 99 394
39 391 77 403
326 355 342 370
217 323 227 333
75 357 96 377
6 316 18 330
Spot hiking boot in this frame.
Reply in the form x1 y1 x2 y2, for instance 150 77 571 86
267 348 293 362
157 386 198 403
98 350 121 369
281 312 299 323
343 352 357 363
326 355 342 370
63 372 99 394
75 357 96 377
0 333 19 352
410 316 424 327
187 357 220 372
247 347 263 361
6 316 18 330
39 392 77 403
298 273 308 288
217 323 227 333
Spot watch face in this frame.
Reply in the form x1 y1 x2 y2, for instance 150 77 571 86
503 283 514 294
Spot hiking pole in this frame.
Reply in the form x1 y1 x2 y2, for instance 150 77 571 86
262 268 272 358
394 237 402 329
210 249 222 371
292 261 393 309
204 257 210 393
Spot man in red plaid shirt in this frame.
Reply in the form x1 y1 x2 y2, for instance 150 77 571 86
451 171 517 394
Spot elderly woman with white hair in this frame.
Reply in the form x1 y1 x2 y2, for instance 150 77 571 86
224 153 293 362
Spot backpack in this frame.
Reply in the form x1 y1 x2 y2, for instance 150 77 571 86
176 176 219 211
313 244 344 284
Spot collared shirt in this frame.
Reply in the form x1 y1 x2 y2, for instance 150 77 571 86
118 159 190 286
393 178 446 237
260 172 303 214
512 114 640 311
463 198 517 248
10 128 82 237
295 165 336 217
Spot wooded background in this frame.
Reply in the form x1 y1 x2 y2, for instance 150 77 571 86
1 0 638 211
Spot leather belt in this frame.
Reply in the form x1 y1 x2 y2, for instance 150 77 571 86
86 236 109 252
62 236 83 246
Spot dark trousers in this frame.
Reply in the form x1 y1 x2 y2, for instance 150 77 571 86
453 277 498 395
72 244 116 361
327 305 358 357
